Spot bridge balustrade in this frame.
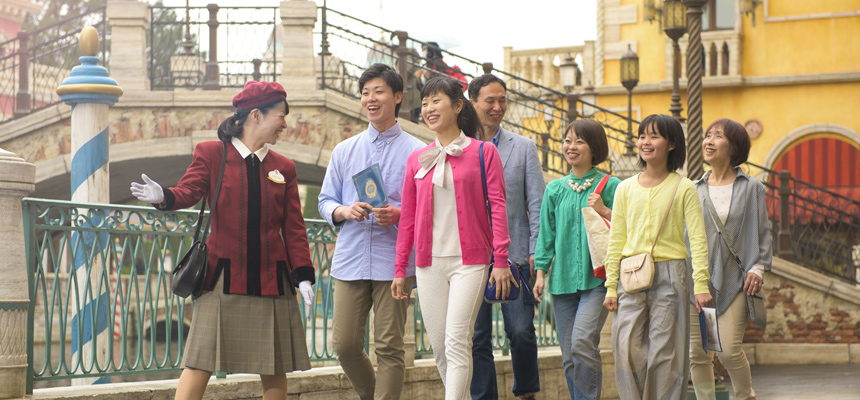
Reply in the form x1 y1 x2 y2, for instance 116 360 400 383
21 197 559 392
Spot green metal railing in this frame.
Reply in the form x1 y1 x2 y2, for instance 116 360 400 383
315 6 639 178
23 198 559 390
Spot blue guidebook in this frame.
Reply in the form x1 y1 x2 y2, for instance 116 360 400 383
352 163 388 209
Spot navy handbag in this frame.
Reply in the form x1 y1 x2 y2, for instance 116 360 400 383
478 142 530 304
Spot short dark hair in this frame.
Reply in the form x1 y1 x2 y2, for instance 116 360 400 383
420 76 480 138
566 119 610 165
706 118 750 167
467 74 507 101
637 114 687 172
359 63 404 116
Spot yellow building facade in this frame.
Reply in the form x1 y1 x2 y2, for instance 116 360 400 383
506 0 860 190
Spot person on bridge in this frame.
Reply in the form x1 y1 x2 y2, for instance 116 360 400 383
130 81 315 400
602 114 712 400
534 119 621 400
688 118 772 400
391 76 519 400
467 74 545 400
317 63 425 400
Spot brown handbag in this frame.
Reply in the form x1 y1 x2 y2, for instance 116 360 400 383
620 175 682 293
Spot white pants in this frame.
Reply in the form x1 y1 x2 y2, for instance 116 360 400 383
416 257 489 400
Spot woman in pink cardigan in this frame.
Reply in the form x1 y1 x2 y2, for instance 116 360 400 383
391 76 518 399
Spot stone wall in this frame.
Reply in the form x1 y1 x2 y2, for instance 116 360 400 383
30 350 617 400
744 258 860 345
740 257 860 365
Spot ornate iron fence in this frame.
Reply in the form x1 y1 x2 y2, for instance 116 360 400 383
23 198 557 390
0 7 108 125
148 5 278 90
742 163 860 283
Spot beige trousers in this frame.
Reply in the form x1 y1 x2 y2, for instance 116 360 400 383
689 292 756 400
332 277 415 400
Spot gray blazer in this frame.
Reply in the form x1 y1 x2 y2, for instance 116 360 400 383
495 128 546 264
694 168 773 315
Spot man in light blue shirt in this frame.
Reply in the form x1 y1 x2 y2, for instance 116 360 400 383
318 63 425 400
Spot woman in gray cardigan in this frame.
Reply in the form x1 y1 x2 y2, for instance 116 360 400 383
689 118 772 400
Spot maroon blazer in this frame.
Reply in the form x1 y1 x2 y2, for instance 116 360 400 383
160 141 314 296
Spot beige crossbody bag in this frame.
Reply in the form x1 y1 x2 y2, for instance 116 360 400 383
620 175 682 293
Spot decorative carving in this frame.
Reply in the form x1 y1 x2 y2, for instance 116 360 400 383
745 119 763 139
0 307 27 366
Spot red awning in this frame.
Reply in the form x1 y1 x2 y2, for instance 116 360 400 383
768 137 860 224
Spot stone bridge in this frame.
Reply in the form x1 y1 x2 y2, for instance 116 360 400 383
0 87 433 203
0 0 434 204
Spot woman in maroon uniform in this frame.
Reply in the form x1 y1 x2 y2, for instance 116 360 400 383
130 81 315 400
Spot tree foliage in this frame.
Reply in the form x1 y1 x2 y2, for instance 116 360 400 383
22 0 110 69
21 0 195 87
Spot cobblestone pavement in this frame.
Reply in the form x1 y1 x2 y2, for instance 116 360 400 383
724 364 860 400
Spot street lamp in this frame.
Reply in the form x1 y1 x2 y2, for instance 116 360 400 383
620 44 639 154
542 107 554 171
663 0 686 121
560 53 579 122
643 0 662 24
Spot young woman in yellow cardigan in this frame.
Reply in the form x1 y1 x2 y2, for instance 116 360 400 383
602 114 713 400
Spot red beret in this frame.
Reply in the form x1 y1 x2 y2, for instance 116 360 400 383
233 81 287 110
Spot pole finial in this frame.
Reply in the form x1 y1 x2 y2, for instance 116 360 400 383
79 26 99 57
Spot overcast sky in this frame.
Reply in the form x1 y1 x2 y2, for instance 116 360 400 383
321 0 597 68
155 0 597 71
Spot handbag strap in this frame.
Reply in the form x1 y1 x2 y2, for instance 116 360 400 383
479 142 493 228
593 174 611 195
195 141 228 243
703 191 744 272
649 174 682 256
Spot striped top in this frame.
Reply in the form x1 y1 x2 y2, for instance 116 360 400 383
692 168 773 315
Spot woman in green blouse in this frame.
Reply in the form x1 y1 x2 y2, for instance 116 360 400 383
534 119 620 400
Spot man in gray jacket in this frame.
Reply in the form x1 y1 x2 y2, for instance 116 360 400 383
469 74 545 400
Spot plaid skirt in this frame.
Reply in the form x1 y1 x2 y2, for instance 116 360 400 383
181 273 311 374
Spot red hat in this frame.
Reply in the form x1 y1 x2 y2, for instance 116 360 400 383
232 81 287 111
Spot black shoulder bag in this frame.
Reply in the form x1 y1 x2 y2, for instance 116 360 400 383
172 142 228 299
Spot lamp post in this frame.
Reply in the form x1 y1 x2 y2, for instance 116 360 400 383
683 0 708 180
560 54 579 122
620 44 639 155
663 0 686 121
542 109 553 171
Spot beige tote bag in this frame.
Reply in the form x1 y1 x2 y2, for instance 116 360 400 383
582 176 612 279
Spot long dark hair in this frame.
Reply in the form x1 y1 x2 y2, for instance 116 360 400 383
420 76 480 138
216 98 289 142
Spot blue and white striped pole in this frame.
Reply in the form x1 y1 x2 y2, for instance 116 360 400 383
57 26 122 386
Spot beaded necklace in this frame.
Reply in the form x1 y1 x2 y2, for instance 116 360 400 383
567 177 594 193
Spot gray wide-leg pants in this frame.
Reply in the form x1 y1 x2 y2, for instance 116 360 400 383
612 259 690 400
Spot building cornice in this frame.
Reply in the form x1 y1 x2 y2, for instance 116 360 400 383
594 71 860 95
0 0 42 24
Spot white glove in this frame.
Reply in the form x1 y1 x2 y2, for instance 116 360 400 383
130 174 164 204
298 280 315 321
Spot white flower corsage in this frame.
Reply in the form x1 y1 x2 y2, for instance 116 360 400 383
267 170 285 184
